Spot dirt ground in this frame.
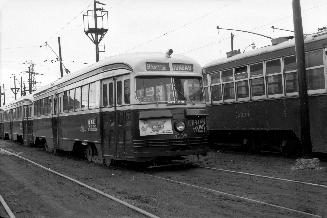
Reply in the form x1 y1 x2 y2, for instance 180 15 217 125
0 149 146 218
1 140 326 218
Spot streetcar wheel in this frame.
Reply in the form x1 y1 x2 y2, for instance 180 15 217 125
85 145 93 162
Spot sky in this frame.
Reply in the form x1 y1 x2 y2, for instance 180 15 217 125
0 0 327 103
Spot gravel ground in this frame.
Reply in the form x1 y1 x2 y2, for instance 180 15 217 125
0 149 147 218
0 197 9 218
1 140 326 218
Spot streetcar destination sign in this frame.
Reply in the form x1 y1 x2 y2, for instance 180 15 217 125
146 62 170 71
172 63 193 72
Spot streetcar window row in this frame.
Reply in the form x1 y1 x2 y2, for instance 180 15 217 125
2 104 32 121
204 49 325 103
33 77 131 117
101 78 130 107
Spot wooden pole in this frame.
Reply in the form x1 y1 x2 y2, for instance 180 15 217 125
292 0 312 155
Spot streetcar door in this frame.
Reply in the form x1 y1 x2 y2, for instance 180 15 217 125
102 78 117 158
51 94 60 152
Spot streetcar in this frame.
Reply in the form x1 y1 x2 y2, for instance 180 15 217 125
32 51 207 164
0 108 3 139
203 29 327 154
2 96 33 145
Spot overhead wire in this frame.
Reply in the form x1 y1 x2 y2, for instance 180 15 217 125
181 1 327 56
123 2 234 53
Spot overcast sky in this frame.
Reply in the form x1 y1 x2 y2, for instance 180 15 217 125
1 0 327 103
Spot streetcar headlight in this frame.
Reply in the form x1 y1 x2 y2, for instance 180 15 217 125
174 121 185 132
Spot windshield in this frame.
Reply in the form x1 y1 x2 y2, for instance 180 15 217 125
136 76 204 104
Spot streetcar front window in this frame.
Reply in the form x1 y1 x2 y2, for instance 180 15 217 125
135 77 203 104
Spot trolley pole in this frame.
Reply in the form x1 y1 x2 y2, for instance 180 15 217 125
58 37 64 78
292 0 312 155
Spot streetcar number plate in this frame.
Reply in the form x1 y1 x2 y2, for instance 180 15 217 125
188 118 206 133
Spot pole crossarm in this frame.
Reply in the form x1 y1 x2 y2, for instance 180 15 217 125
83 0 108 62
217 26 273 39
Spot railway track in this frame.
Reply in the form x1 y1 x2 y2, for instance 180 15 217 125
147 174 322 218
2 142 326 217
196 164 327 189
0 148 159 218
0 194 15 218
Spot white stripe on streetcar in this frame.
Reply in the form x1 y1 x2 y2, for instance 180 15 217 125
150 174 322 218
0 148 159 218
0 194 15 218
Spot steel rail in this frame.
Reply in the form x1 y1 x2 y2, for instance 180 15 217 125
197 165 327 189
149 174 322 218
0 148 159 218
0 194 15 218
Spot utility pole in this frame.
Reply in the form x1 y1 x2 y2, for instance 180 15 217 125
0 85 5 107
10 75 20 100
2 84 5 105
83 0 108 62
22 62 42 94
292 0 312 155
20 76 24 96
58 37 64 77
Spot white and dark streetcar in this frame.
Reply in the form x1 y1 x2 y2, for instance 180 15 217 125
203 30 327 154
2 52 208 164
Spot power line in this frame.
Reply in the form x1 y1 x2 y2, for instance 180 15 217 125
123 3 234 53
181 1 327 56
44 2 93 42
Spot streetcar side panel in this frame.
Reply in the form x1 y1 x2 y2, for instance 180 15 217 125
204 32 327 154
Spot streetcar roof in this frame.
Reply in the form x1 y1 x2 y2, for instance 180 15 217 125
3 95 33 110
34 52 201 96
204 30 327 69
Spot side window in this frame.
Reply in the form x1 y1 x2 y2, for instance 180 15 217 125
102 83 108 107
63 91 69 112
305 50 325 91
203 73 210 103
117 80 122 105
59 94 63 113
81 84 89 109
266 59 283 96
29 106 32 118
37 100 41 116
109 82 113 106
234 66 249 99
210 71 222 102
250 63 265 97
49 96 52 115
221 69 234 101
53 96 57 115
75 87 81 111
34 102 37 116
89 82 99 109
284 55 298 94
69 89 75 111
124 79 130 104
